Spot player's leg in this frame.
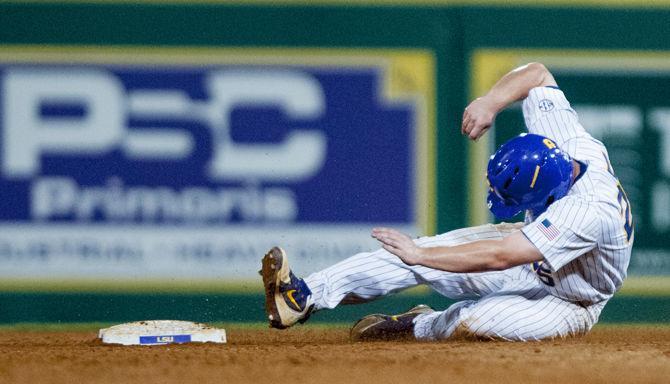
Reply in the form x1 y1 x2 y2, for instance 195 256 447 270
305 247 502 310
262 222 523 329
305 222 524 311
413 281 600 341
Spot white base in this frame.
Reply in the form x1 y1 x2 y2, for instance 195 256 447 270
99 320 227 346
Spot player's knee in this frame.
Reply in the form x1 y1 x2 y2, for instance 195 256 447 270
453 317 481 338
455 314 548 341
453 312 501 340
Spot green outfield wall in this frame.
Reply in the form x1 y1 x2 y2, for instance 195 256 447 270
0 1 669 323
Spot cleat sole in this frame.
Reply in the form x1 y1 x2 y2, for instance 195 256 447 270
261 247 288 329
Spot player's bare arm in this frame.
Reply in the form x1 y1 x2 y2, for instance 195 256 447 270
462 62 557 140
371 227 542 272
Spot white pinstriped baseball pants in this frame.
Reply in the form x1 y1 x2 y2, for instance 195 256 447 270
304 223 603 341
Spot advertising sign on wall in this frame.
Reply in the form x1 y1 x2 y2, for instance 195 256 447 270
0 47 435 279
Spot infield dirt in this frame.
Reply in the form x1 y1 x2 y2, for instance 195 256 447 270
0 325 668 384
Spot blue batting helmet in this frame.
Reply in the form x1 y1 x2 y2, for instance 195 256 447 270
486 133 573 219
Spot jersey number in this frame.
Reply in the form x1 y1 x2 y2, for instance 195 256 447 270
616 182 634 242
604 152 634 242
531 261 555 287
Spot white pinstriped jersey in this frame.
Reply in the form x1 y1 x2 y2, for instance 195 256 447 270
520 86 634 305
301 86 619 341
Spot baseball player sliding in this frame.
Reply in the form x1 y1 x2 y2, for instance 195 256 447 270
261 62 634 341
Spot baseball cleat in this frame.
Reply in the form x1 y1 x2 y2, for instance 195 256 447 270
350 304 434 342
261 246 314 329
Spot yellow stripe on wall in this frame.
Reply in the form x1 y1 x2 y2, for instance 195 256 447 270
0 276 668 295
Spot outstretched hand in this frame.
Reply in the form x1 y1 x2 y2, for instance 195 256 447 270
371 227 423 266
461 96 498 140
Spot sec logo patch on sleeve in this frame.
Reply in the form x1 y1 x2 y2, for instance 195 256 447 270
538 99 555 112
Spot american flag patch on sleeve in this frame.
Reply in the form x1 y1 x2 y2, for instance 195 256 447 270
538 219 560 240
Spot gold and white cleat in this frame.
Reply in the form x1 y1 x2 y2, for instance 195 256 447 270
260 247 314 329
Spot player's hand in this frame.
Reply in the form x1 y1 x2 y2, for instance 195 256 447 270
462 96 498 140
372 227 424 266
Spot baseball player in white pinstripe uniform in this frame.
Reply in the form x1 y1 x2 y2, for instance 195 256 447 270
261 62 634 341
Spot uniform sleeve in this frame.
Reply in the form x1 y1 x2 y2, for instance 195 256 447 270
522 86 588 148
521 197 601 272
